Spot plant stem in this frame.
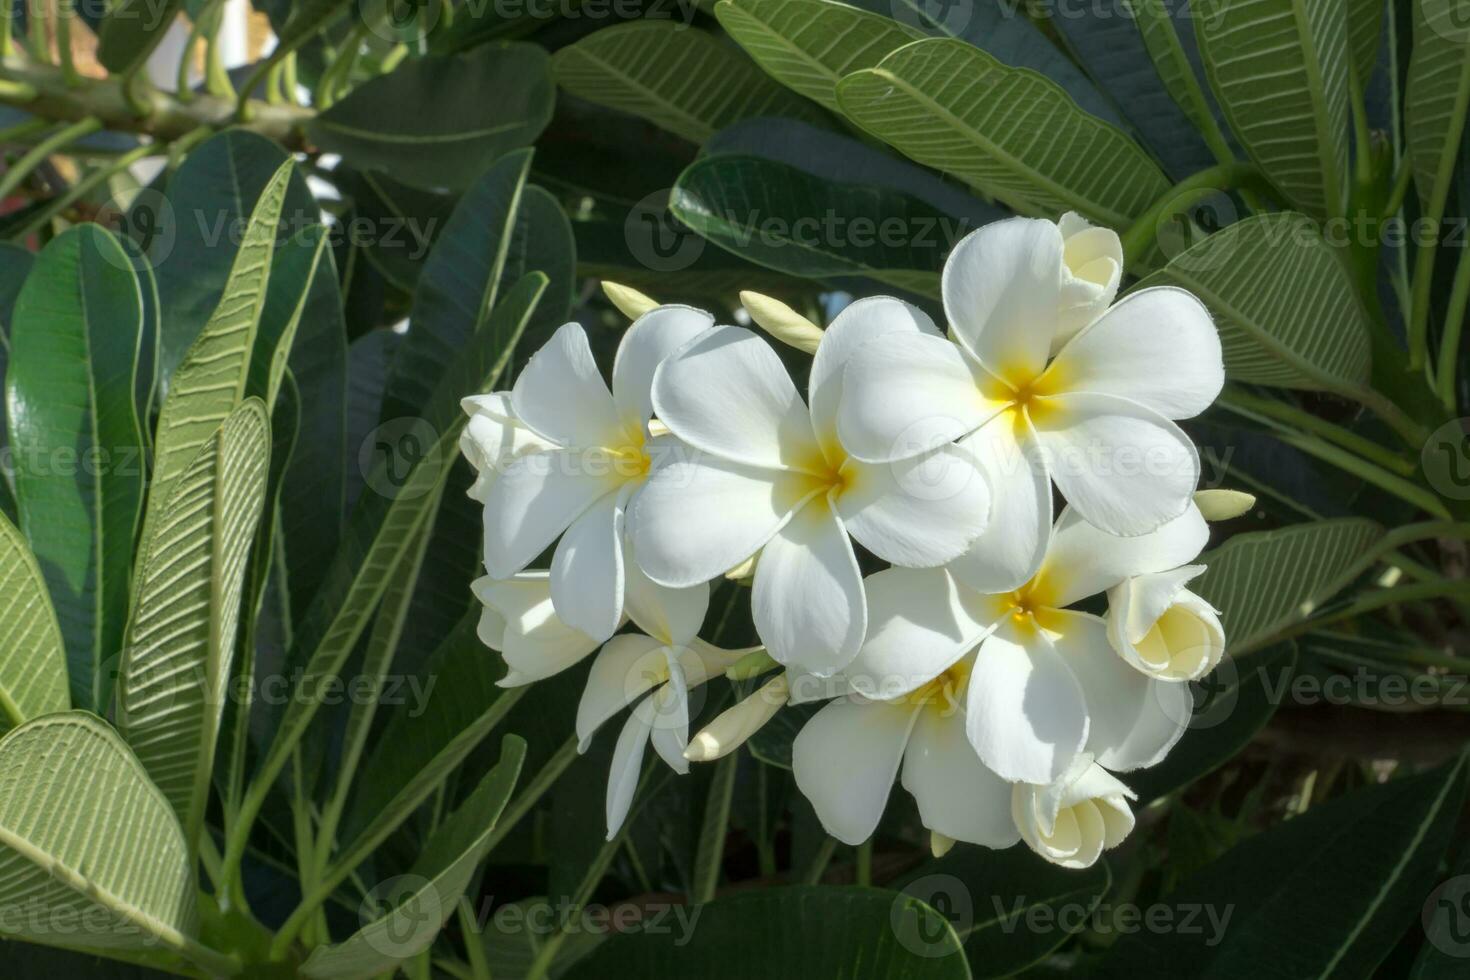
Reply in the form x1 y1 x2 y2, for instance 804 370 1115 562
1255 422 1450 518
1120 162 1268 269
1218 387 1415 476
803 836 838 885
0 115 100 202
10 142 157 240
855 840 872 887
691 753 738 904
1306 580 1470 630
458 903 492 980
1434 238 1470 411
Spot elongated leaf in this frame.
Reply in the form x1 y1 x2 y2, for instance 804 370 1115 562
144 160 293 552
253 276 544 813
844 0 1125 126
0 713 198 955
837 38 1171 225
97 0 183 73
1101 754 1469 978
1193 518 1383 655
1128 642 1296 805
1195 0 1351 218
1412 838 1470 978
0 242 31 333
6 225 145 711
671 153 959 295
142 130 317 390
892 847 1112 978
566 886 970 978
302 736 527 979
119 400 270 853
250 224 331 408
1406 0 1470 216
551 21 830 145
1135 212 1373 392
307 46 554 191
0 513 69 732
715 0 924 112
1348 0 1386 84
334 168 455 291
1050 0 1219 179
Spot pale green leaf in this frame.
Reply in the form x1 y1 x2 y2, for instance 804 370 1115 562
119 400 271 855
1405 0 1470 217
0 513 69 732
1195 0 1352 218
301 736 527 979
835 38 1171 226
1134 212 1373 392
551 20 829 145
0 713 198 957
1192 518 1383 655
714 0 924 113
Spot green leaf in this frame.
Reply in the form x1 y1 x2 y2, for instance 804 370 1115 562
119 400 271 855
714 0 925 113
0 241 32 333
670 153 959 296
1100 754 1469 979
565 886 970 978
301 735 527 979
1348 0 1386 84
307 46 555 191
143 159 293 552
892 847 1112 979
836 38 1171 226
250 224 331 409
551 21 830 145
1134 212 1374 392
142 130 317 389
97 0 184 73
1192 517 1383 655
1130 0 1230 141
1127 642 1297 805
1412 835 1470 978
333 169 456 291
1405 0 1470 216
0 713 199 957
0 512 69 732
5 225 146 711
1195 0 1351 218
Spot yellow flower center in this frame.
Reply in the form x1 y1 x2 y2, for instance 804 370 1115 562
904 659 972 716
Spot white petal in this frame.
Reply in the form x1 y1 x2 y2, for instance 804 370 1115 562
651 325 819 470
1033 391 1200 537
605 703 652 839
841 568 992 701
611 305 713 430
751 501 867 677
576 634 670 751
1055 213 1123 345
549 490 625 642
1109 575 1224 681
481 451 622 579
965 626 1088 784
510 322 624 449
836 331 995 463
1047 287 1223 419
809 296 938 452
460 393 556 503
647 653 691 774
630 457 802 587
942 217 1064 385
792 696 919 845
902 706 1021 848
947 414 1052 594
837 443 991 567
1036 503 1209 608
624 555 710 647
1050 611 1189 771
473 573 601 686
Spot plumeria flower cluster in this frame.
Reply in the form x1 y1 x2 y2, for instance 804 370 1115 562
461 214 1235 866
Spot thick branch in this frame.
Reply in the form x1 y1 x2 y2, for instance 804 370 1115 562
0 57 312 148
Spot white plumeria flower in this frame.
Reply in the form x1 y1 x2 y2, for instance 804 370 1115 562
629 298 992 676
1012 754 1136 869
838 216 1223 592
837 503 1213 786
459 393 553 502
792 651 1018 848
1055 211 1124 346
480 307 712 641
1107 566 1225 681
574 572 740 838
471 572 603 688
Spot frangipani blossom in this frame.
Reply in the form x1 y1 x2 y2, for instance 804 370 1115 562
1108 565 1225 681
460 393 553 503
839 503 1213 786
480 307 712 641
1055 211 1124 346
472 571 602 688
838 216 1223 591
630 298 992 676
573 571 741 838
792 653 1018 848
1013 754 1136 869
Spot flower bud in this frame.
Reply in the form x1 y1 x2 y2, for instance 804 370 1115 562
1106 565 1224 681
685 673 789 762
1012 755 1135 869
739 290 823 354
1054 212 1123 343
602 280 659 320
1193 488 1256 522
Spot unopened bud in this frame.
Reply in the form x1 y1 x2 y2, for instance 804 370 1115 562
930 831 956 859
740 290 823 354
684 673 789 762
1194 489 1255 521
603 281 659 320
